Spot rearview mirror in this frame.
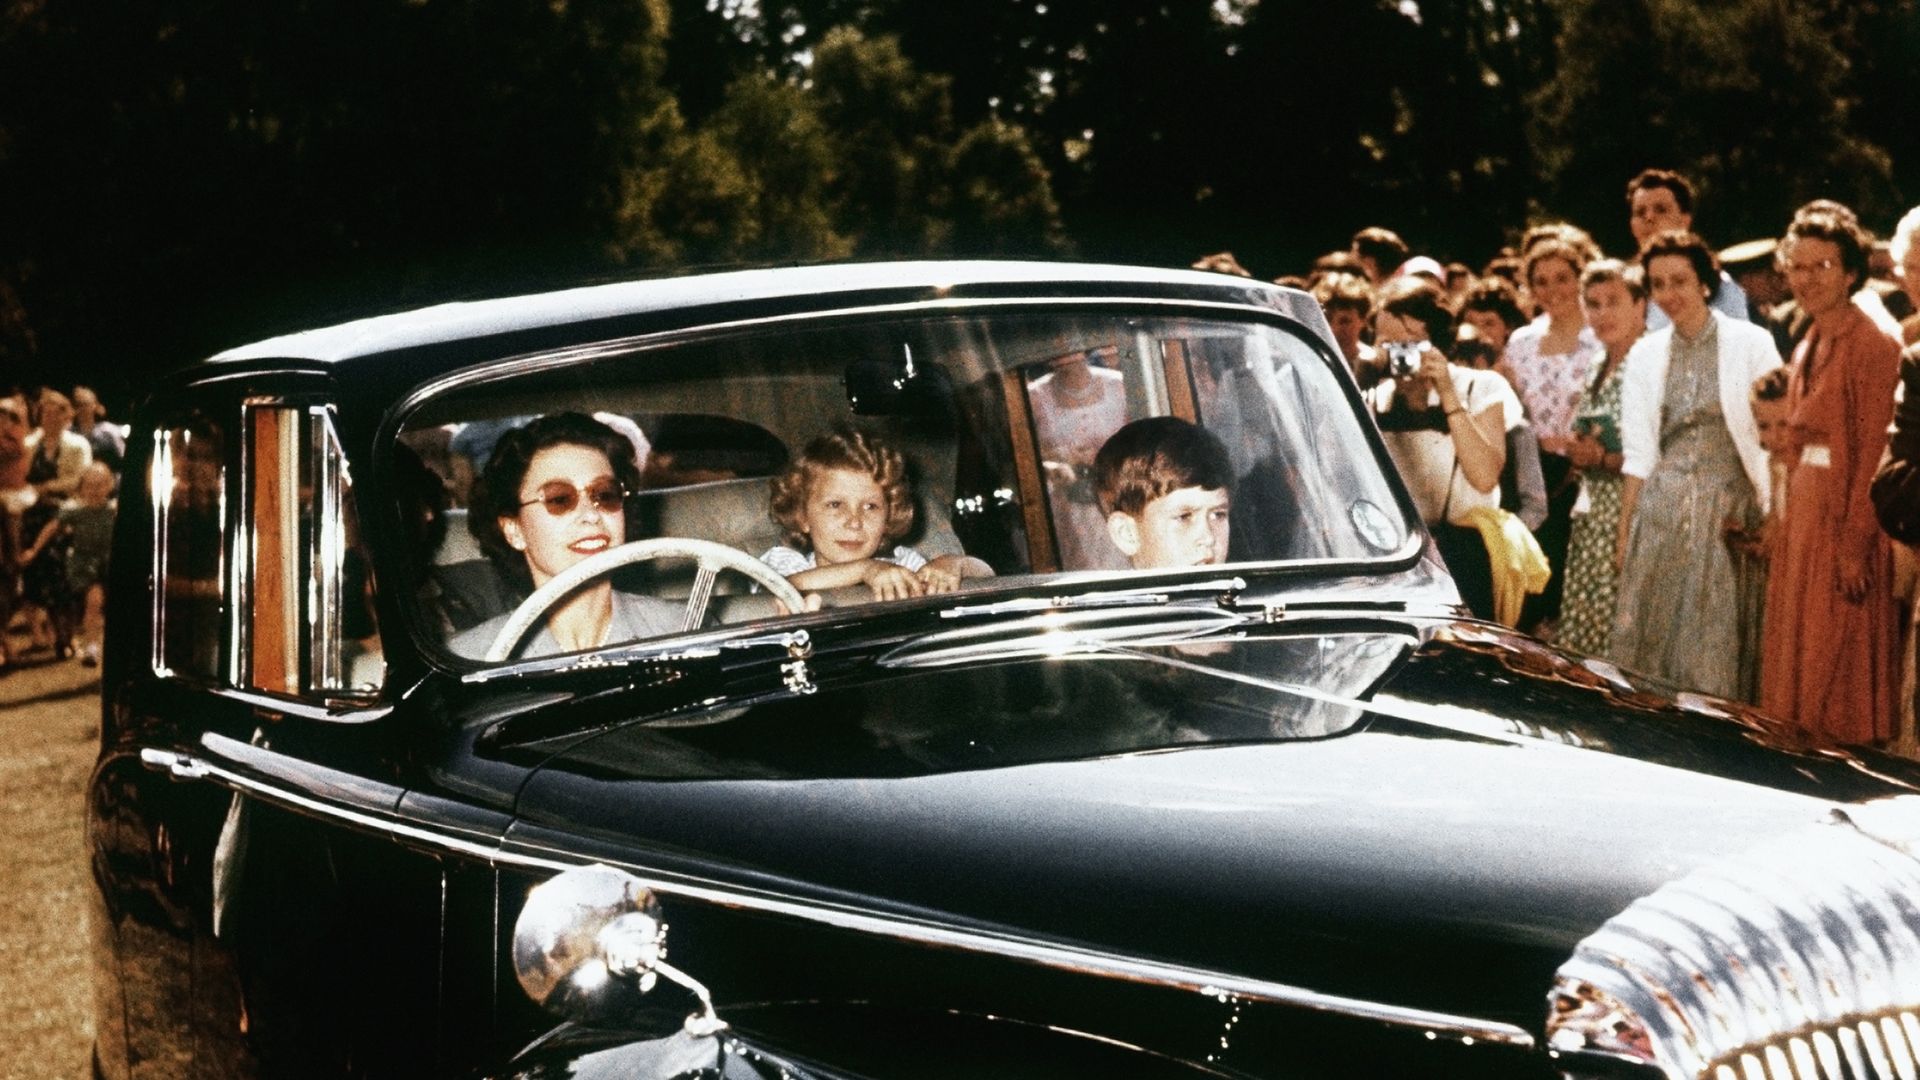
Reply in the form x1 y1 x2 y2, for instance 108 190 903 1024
513 864 726 1035
845 344 953 419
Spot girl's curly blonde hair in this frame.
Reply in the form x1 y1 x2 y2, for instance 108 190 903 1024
769 427 916 549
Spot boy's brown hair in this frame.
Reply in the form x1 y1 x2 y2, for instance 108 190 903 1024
769 427 916 548
1092 417 1235 518
1312 272 1374 318
1750 367 1790 403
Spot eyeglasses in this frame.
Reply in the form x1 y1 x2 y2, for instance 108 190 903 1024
1780 258 1840 275
518 479 628 516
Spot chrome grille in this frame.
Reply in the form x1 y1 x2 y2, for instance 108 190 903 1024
1548 805 1920 1080
1702 1014 1920 1079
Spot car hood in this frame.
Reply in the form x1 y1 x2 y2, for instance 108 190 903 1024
507 617 1920 1029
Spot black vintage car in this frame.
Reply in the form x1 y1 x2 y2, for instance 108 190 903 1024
90 261 1920 1080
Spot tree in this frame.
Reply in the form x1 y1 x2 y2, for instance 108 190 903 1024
0 0 682 388
612 72 853 266
1803 0 1920 221
946 118 1066 256
1529 0 1897 253
725 27 1064 260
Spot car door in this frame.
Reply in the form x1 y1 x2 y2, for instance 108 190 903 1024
90 378 513 1078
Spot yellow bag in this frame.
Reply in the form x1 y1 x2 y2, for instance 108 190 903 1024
1460 506 1550 628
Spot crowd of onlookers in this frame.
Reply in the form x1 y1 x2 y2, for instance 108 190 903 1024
1195 167 1920 750
0 384 124 671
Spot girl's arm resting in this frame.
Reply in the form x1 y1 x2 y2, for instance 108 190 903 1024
916 554 996 594
928 553 994 578
784 560 883 593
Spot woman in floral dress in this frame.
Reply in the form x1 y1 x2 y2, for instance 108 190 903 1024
1557 260 1645 656
1501 237 1604 630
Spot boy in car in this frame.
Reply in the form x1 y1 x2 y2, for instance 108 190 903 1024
1092 417 1235 570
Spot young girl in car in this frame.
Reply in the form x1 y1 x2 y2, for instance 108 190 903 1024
762 428 985 601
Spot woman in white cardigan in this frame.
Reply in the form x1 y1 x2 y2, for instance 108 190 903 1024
1610 231 1782 700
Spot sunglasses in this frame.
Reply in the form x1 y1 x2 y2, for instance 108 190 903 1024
518 479 628 516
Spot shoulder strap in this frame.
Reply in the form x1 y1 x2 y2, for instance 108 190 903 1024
1440 369 1475 523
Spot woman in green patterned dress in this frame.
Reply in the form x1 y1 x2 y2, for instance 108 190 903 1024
1557 260 1646 655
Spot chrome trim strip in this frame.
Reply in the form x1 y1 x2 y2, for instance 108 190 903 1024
204 685 395 724
394 294 1313 417
314 406 346 691
142 738 554 865
147 427 170 677
150 737 1533 1050
511 831 1537 1049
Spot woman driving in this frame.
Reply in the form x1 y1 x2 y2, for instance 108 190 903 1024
451 412 681 659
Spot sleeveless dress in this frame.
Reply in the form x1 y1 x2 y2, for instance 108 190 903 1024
1610 318 1766 700
1555 354 1625 656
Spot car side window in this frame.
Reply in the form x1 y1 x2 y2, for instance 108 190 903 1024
242 404 385 700
151 410 228 681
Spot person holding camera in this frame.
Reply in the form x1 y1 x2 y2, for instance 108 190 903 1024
1367 276 1521 620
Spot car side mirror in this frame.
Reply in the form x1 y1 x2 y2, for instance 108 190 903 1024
845 346 954 419
512 864 726 1035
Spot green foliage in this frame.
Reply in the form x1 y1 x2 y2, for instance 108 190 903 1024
1529 0 1899 251
0 0 682 371
810 26 957 253
702 74 854 262
4 0 1918 392
947 119 1067 255
614 26 1067 267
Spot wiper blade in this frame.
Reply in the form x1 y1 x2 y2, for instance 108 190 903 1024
884 598 1252 670
462 629 810 684
938 576 1247 619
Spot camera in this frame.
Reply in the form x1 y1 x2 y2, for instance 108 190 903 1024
1384 341 1426 377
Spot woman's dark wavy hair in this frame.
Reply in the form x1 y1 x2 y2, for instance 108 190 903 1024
1458 276 1528 334
1374 275 1456 354
1637 229 1722 303
469 412 643 586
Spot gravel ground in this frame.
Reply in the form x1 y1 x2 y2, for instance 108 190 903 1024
0 641 102 1080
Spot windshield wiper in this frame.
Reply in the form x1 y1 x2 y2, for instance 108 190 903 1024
887 587 1257 670
937 576 1248 619
462 629 811 685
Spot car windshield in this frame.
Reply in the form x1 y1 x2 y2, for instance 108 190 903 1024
394 309 1413 664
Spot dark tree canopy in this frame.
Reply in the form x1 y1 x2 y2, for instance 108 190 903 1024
1530 0 1900 254
1 0 1915 397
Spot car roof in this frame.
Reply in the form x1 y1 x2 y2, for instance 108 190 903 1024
206 260 1316 368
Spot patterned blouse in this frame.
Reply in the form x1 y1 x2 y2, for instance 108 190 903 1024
1503 318 1604 446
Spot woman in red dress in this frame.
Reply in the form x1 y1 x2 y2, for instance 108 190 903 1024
1761 208 1904 742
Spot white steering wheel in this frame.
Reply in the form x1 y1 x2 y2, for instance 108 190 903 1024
485 538 807 662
